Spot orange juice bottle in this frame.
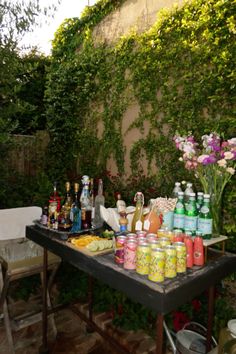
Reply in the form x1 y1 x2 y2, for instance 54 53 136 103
143 201 161 234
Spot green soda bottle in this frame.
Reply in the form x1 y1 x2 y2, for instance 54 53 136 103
184 192 198 235
173 192 185 231
198 194 212 239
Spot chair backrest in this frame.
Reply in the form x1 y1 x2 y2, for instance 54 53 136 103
0 206 42 241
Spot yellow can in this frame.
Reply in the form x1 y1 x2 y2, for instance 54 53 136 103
173 242 186 273
136 242 151 275
164 245 177 278
159 237 171 248
148 248 165 282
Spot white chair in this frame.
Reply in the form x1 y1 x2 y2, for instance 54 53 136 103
0 206 61 353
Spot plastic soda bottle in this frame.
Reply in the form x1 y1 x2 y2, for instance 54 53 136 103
173 192 185 231
198 194 212 239
172 182 183 198
184 193 198 235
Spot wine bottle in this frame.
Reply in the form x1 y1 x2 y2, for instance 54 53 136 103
59 181 72 231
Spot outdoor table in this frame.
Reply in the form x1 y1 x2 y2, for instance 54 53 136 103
26 224 236 354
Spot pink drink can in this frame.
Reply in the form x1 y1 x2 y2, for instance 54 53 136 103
184 236 193 268
115 236 127 264
127 233 137 238
137 237 146 244
136 231 147 238
124 240 137 270
146 233 157 242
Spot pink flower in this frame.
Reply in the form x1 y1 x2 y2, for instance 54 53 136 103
198 154 209 163
228 138 236 147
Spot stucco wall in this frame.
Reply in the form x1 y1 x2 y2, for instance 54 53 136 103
93 0 185 176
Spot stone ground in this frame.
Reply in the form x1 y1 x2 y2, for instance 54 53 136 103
0 295 171 354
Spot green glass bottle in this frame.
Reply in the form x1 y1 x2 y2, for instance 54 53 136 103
173 191 185 231
184 192 198 235
198 194 212 239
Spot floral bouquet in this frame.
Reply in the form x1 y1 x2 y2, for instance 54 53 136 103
173 132 236 236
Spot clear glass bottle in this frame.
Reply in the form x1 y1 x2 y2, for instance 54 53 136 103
70 182 81 233
93 179 105 229
80 175 92 229
184 192 198 235
198 194 212 239
116 193 126 214
59 181 72 231
131 192 144 233
172 182 183 198
184 182 194 206
90 178 95 223
49 181 61 212
173 191 185 231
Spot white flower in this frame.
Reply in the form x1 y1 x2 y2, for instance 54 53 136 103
226 167 235 175
217 159 227 167
197 154 209 163
179 157 183 162
228 138 236 146
224 151 234 160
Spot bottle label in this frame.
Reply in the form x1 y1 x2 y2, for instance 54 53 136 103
176 202 184 209
173 214 185 229
143 219 150 231
198 218 212 235
184 216 197 231
135 220 142 231
81 208 86 221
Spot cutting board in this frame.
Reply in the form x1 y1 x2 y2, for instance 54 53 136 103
67 242 114 257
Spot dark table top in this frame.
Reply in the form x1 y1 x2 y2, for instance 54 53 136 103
26 224 236 314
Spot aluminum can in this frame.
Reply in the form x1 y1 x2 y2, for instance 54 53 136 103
159 237 171 248
184 236 193 268
164 245 177 278
148 248 165 282
124 240 137 270
148 239 161 249
137 237 146 244
127 233 137 238
136 231 147 238
136 242 151 275
146 233 157 242
115 236 127 264
173 242 186 273
157 228 166 238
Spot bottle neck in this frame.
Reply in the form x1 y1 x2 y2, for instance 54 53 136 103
98 180 103 196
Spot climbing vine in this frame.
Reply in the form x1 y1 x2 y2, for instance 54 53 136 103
45 0 236 237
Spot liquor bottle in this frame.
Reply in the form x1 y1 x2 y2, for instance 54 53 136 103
143 200 161 234
131 192 144 233
80 175 92 229
119 212 128 233
90 178 95 223
173 192 185 231
198 194 212 239
41 206 48 226
49 181 61 212
59 181 72 231
70 182 81 233
172 182 183 198
184 182 194 206
184 192 198 235
116 193 126 214
93 179 105 229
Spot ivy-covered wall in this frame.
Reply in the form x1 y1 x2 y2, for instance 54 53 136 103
45 0 236 237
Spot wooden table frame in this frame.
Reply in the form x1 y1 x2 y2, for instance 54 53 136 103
26 225 236 354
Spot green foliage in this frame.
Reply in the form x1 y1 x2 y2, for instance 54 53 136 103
45 0 236 243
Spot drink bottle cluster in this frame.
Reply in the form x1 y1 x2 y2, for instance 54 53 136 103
43 176 105 232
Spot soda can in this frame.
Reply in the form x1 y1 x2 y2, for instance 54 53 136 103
157 228 166 238
148 239 161 249
127 233 137 238
136 231 147 238
136 242 151 275
164 245 177 278
137 237 146 244
146 233 157 242
148 248 165 282
184 236 193 268
173 242 186 273
115 236 127 264
159 237 171 248
124 240 137 270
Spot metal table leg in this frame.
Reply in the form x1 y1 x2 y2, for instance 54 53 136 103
156 313 164 354
206 286 215 353
39 248 49 354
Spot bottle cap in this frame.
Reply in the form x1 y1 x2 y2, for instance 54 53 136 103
197 192 204 196
189 192 196 197
175 182 181 186
178 191 184 196
204 194 210 198
186 183 192 187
